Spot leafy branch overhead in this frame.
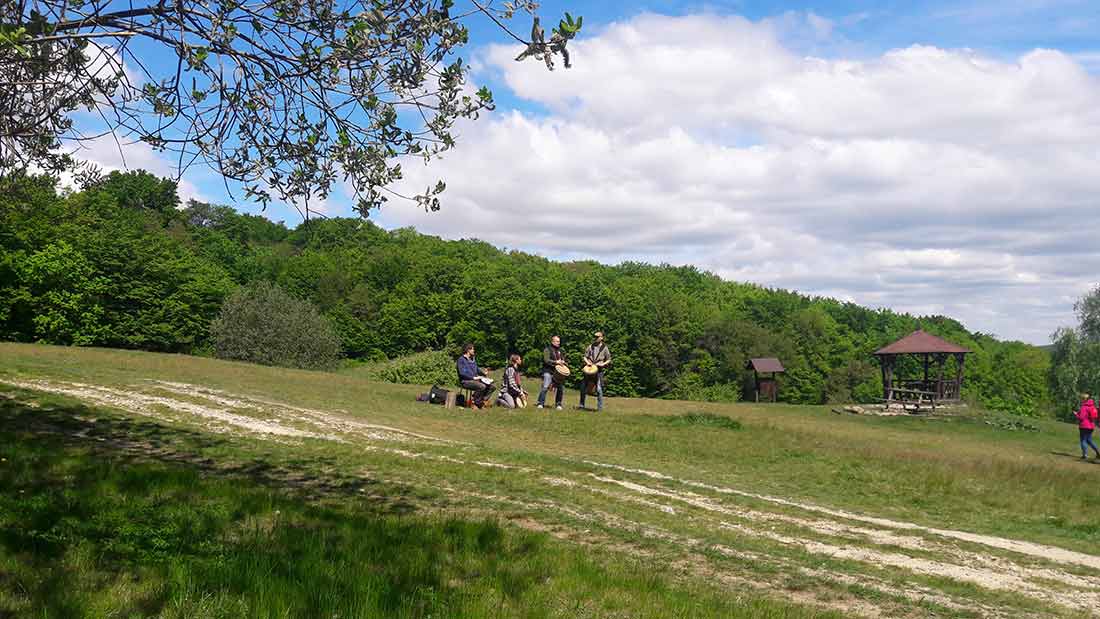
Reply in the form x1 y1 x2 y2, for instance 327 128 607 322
513 12 582 69
0 1 582 216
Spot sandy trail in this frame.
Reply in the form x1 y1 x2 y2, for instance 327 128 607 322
146 380 455 443
2 379 331 440
6 377 1095 616
583 459 1100 572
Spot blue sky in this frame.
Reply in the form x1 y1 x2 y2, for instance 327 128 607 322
74 0 1100 343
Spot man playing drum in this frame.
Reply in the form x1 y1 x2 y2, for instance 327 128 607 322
456 343 494 409
537 335 567 410
580 331 611 411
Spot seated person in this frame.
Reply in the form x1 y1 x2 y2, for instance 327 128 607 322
496 354 528 408
456 343 493 408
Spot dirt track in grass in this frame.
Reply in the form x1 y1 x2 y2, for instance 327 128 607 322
4 376 1096 618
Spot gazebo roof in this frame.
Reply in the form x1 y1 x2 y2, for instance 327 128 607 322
874 330 971 355
747 357 785 373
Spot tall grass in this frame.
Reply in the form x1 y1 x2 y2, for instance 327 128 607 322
0 397 834 619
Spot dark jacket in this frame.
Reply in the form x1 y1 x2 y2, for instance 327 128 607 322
456 355 481 382
542 345 565 373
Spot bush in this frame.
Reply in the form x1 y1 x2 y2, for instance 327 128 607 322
661 413 743 431
360 351 457 386
666 373 742 403
211 282 342 370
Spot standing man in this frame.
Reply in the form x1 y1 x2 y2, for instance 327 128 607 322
537 335 567 410
580 331 611 411
456 343 493 409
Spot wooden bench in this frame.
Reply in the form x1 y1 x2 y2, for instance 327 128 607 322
884 387 938 412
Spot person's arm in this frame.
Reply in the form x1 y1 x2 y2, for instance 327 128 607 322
598 346 611 367
543 348 553 368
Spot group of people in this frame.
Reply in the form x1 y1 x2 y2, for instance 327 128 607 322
455 332 612 411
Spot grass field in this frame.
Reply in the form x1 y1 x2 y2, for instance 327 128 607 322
2 343 1099 617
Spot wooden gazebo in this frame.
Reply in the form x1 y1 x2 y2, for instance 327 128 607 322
873 330 971 404
747 358 785 403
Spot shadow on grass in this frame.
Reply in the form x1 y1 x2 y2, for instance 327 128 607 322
0 391 421 512
0 395 553 618
0 390 841 619
1050 450 1100 464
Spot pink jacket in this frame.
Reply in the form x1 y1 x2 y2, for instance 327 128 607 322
1078 399 1098 430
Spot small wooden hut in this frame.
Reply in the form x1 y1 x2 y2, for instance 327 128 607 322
747 358 785 403
873 330 971 405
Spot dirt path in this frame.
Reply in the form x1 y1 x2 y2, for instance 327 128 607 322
5 377 1096 617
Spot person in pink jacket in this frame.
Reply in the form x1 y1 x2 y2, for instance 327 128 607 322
1077 394 1100 460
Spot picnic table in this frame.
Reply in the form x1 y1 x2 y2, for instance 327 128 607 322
882 387 938 412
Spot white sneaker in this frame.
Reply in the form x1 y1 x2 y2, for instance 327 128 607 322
536 404 544 409
555 405 563 411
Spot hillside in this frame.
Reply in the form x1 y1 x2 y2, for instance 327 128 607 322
0 172 1049 413
0 344 1095 617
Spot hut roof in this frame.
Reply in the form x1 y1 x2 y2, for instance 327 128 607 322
874 330 971 355
747 357 785 373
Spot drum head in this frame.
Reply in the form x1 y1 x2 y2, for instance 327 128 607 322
553 365 571 383
582 364 598 376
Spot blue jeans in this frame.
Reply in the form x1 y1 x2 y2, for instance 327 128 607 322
537 372 563 407
1082 428 1099 457
580 372 604 410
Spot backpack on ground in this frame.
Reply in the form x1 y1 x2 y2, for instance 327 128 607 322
428 385 450 405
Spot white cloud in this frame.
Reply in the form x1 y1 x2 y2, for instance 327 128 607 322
59 134 210 205
377 12 1100 344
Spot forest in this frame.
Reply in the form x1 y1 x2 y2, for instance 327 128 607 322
0 171 1051 414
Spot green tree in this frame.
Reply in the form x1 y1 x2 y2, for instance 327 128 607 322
2 1 580 214
211 282 342 370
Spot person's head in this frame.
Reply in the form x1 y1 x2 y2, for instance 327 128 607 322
550 335 560 348
509 353 522 367
462 343 475 358
593 331 604 344
1085 392 1093 402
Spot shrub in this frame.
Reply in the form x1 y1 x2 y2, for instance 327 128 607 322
661 413 743 431
360 350 457 386
211 282 342 370
666 373 742 403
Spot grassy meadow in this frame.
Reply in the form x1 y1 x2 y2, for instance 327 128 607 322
2 342 1098 617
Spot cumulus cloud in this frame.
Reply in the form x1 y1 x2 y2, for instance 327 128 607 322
378 12 1100 344
59 134 211 205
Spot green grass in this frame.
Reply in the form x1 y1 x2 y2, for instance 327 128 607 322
659 412 744 431
2 343 1099 617
0 397 833 619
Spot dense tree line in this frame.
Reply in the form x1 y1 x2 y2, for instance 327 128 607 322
1049 286 1100 418
0 172 1051 413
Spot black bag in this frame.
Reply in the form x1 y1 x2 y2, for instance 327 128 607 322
428 385 450 405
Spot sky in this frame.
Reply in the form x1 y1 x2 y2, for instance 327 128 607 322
69 0 1100 344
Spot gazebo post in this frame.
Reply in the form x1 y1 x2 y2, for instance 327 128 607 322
954 353 966 398
879 354 896 402
879 356 887 400
922 353 930 389
934 353 947 399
